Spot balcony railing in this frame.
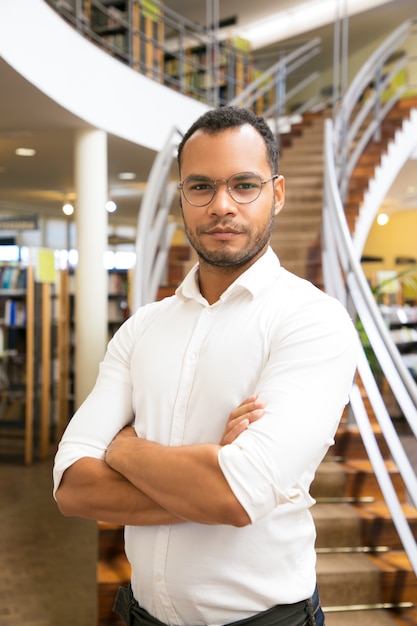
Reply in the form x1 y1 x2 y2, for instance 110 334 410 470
46 0 321 115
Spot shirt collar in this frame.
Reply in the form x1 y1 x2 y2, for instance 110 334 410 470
177 247 281 303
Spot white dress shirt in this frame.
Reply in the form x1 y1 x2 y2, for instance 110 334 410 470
53 247 358 626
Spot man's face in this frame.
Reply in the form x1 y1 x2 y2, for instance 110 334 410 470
179 124 285 269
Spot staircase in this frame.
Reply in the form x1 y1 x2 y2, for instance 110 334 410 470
313 386 417 625
268 111 417 624
344 97 417 233
271 112 326 287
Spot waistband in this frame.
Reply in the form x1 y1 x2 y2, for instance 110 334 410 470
113 583 321 626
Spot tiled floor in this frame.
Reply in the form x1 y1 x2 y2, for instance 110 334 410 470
1 433 416 626
0 456 97 626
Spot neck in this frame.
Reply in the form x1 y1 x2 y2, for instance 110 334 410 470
197 248 267 304
197 263 242 305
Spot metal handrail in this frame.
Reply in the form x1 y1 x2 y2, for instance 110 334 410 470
323 17 417 577
230 37 321 131
334 18 417 200
133 127 181 310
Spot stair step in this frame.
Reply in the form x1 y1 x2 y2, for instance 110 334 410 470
284 188 323 201
317 553 382 606
98 521 125 560
280 161 323 174
332 424 391 460
97 555 131 626
388 604 417 625
325 609 398 625
313 503 363 549
271 231 318 245
341 459 407 502
311 461 347 499
276 216 322 231
281 175 322 188
271 247 311 262
352 501 417 549
368 551 417 605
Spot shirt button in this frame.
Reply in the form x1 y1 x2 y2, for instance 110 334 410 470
155 574 163 583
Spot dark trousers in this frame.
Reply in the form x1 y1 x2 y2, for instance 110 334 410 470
113 584 325 626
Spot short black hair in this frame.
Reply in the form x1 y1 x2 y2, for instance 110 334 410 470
177 106 279 175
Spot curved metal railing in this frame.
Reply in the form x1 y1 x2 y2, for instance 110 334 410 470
323 18 417 575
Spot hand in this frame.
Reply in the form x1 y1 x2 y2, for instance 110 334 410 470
220 395 265 446
105 425 138 469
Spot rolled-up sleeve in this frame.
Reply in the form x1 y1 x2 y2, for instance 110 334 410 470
218 297 358 523
53 317 136 497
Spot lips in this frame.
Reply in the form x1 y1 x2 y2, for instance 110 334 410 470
204 228 243 240
205 227 241 235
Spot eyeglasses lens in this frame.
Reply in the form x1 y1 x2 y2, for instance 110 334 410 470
182 173 263 206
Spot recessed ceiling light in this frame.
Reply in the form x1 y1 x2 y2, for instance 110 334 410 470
118 172 136 180
15 147 36 157
377 213 389 226
106 200 117 213
62 203 74 216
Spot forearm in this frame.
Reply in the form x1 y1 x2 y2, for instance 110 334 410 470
106 439 251 527
55 457 183 526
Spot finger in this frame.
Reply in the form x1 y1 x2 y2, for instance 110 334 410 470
229 399 265 422
221 418 249 446
221 408 264 446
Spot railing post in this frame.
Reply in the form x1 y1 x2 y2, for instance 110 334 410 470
74 0 84 32
205 0 220 107
373 62 383 143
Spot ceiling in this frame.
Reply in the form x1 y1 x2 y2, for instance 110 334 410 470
0 0 416 232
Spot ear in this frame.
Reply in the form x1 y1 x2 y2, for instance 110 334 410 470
273 175 285 217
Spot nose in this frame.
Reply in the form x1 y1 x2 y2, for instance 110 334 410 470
208 180 238 216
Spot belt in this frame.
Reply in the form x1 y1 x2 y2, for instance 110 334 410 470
113 584 321 626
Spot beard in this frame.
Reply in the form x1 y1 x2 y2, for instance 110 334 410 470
184 206 276 269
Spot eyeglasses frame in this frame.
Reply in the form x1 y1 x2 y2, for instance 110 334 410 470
178 172 279 207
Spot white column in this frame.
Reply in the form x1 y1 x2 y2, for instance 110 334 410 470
74 129 108 408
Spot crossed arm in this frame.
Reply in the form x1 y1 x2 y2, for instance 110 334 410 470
55 396 264 527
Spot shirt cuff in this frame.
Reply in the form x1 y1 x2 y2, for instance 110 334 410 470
218 443 305 523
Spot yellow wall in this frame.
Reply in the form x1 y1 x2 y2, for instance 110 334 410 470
362 210 417 285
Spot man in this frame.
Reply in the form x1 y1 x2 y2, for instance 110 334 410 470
54 106 358 626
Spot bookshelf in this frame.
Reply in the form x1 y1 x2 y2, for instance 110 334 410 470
0 263 35 463
87 0 130 62
132 0 164 80
85 0 165 79
0 255 71 464
108 269 131 338
164 36 253 105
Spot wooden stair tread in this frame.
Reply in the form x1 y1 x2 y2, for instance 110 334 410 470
369 550 414 573
342 459 398 472
317 553 382 606
97 556 131 583
325 610 398 625
353 501 417 520
313 502 363 548
368 551 417 604
388 605 417 626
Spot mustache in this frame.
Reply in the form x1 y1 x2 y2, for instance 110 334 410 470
195 219 248 235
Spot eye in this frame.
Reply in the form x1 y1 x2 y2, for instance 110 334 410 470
230 175 261 191
185 178 214 192
192 182 213 191
235 181 259 189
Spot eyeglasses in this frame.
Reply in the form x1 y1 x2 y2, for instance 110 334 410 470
178 172 278 207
